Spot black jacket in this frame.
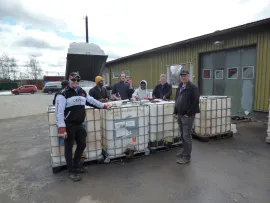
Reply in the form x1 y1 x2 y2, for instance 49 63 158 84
89 85 108 100
55 86 104 127
174 81 200 116
112 81 134 100
152 82 172 100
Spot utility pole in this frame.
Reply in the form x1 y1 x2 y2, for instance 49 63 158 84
84 15 89 43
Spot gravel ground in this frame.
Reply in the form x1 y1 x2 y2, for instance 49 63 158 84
0 113 270 203
0 95 270 203
0 93 54 120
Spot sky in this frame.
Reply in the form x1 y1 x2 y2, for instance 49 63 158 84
0 0 269 76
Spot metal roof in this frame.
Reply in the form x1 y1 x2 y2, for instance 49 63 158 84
106 17 270 65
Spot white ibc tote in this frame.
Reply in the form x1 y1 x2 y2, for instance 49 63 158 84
47 105 103 171
101 102 150 162
194 96 232 136
148 101 180 148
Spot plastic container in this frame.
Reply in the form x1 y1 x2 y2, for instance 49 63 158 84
194 96 232 136
101 104 149 158
47 106 103 168
148 101 179 147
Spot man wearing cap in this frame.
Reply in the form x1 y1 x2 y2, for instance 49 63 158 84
89 76 109 102
173 69 200 164
52 80 69 105
55 72 111 182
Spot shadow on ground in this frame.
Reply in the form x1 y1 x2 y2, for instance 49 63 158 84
0 115 269 203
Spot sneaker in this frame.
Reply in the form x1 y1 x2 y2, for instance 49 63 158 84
74 166 88 174
176 157 191 164
68 172 82 182
176 152 183 158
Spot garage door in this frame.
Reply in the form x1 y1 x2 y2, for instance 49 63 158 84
199 46 257 114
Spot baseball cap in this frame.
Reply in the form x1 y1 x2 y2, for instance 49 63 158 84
180 70 189 76
69 72 81 79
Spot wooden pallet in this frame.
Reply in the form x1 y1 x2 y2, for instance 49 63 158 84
192 131 233 142
149 142 182 154
102 149 150 163
51 155 104 174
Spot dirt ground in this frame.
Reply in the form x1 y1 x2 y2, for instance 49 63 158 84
0 112 270 203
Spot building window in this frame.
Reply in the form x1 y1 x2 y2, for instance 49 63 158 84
215 70 223 79
227 67 238 79
242 66 254 79
202 69 211 79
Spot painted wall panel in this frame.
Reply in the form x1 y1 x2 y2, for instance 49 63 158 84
105 30 270 111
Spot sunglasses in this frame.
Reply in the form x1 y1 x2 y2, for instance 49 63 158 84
71 78 81 82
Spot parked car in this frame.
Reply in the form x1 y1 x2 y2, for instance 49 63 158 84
11 85 38 95
43 82 62 94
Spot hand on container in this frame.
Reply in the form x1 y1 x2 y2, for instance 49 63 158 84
58 127 67 139
104 103 112 109
135 95 139 100
162 96 166 100
173 114 178 119
184 114 189 118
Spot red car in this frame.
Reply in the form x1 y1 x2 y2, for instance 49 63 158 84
11 85 38 95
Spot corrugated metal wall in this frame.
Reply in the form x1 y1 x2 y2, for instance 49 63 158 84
104 30 270 112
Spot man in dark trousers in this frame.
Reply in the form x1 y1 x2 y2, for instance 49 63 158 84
173 70 200 164
52 80 69 105
55 72 111 182
152 74 172 100
112 72 134 100
89 76 109 102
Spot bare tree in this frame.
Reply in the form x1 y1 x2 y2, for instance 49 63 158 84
0 53 19 80
25 55 43 82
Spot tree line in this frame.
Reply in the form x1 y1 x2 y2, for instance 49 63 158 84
0 53 43 82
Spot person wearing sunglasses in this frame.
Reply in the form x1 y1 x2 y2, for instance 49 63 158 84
55 72 111 182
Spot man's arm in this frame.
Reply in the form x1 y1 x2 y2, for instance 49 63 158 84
152 85 158 98
55 94 66 128
164 84 172 98
89 88 94 97
186 86 200 116
173 89 179 115
86 95 105 109
111 84 117 95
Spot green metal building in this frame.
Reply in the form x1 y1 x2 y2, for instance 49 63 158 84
103 18 270 113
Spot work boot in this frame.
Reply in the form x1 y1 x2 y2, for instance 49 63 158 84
176 157 191 164
68 172 82 182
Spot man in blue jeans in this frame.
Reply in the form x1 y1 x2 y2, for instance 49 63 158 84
173 70 200 164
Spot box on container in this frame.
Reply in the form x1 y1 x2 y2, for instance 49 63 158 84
148 101 180 148
101 104 150 159
194 96 232 137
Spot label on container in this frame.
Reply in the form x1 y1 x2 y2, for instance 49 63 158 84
114 118 139 138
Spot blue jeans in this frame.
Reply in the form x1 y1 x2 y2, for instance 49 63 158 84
178 115 195 159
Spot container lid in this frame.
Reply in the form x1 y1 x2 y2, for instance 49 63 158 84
68 42 106 55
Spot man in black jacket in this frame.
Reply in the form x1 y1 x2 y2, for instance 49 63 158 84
173 70 200 164
89 76 109 102
55 72 111 182
152 74 172 100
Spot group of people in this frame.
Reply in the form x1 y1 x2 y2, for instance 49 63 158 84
54 69 200 182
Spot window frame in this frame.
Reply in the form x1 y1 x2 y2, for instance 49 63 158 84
202 69 212 79
242 66 255 80
227 67 238 80
214 70 224 80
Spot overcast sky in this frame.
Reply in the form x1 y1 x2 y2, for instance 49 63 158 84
0 0 269 75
